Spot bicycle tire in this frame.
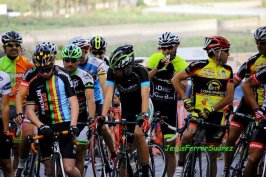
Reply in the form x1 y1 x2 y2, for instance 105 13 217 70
149 143 167 177
112 157 127 177
227 140 249 177
52 153 64 177
182 149 211 177
27 152 37 177
90 134 106 177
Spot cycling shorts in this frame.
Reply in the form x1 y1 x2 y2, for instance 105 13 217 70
231 97 254 130
152 100 177 138
39 122 76 159
250 121 266 151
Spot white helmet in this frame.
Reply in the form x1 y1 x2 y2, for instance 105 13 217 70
254 26 266 41
159 32 180 47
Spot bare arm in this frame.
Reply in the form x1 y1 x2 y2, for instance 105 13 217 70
99 74 107 97
172 70 190 100
1 94 9 132
26 104 43 128
213 82 234 111
141 86 150 113
85 89 96 118
102 85 115 117
148 68 158 80
16 86 28 114
242 77 259 110
68 96 79 126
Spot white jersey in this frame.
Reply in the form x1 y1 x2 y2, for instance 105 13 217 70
0 70 11 96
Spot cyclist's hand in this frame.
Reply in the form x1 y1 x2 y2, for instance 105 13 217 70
69 125 80 137
157 60 165 70
97 115 106 125
3 131 13 147
136 113 150 133
183 98 194 112
224 104 233 113
254 107 266 122
198 106 215 119
13 113 25 124
87 117 96 131
39 124 53 137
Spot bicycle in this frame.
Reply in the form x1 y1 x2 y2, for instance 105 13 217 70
145 111 187 177
181 113 230 177
88 119 113 177
226 112 255 177
31 130 78 177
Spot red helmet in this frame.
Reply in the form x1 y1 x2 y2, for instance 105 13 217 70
203 36 230 51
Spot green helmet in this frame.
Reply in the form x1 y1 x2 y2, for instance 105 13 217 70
109 45 134 69
61 44 82 59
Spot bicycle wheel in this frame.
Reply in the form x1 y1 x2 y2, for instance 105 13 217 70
182 150 211 177
149 143 167 177
112 157 127 177
90 135 106 177
52 153 64 177
227 140 249 177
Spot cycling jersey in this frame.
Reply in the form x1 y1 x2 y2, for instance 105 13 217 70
0 55 34 105
234 53 266 106
106 64 150 118
27 66 76 125
0 70 11 96
147 52 187 102
78 56 106 104
185 59 233 119
69 68 94 120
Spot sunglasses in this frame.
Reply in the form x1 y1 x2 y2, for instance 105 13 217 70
5 43 21 48
161 46 174 51
38 66 53 74
256 41 266 45
221 49 230 54
91 50 105 55
63 59 78 63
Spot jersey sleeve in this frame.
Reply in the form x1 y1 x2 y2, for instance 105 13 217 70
97 62 107 76
252 67 266 85
1 72 11 95
136 66 150 87
185 60 208 76
20 67 37 87
81 72 94 89
173 56 188 73
26 81 37 105
234 62 247 82
146 53 164 69
224 65 234 83
106 68 115 87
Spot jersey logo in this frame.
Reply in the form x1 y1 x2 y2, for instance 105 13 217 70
208 80 221 91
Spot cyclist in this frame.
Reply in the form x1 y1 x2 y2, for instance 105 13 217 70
61 43 96 175
89 36 109 67
68 36 106 116
172 36 234 177
101 45 151 177
0 71 13 177
68 35 116 157
147 32 187 177
15 41 57 177
223 26 266 176
25 45 81 177
0 30 34 172
241 31 266 177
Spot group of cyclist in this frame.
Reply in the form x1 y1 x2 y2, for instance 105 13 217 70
0 25 265 177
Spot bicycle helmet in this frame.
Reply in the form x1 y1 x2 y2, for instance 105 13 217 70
159 32 180 47
36 42 57 55
254 26 266 41
90 36 107 51
203 36 230 51
68 36 89 49
2 31 23 44
109 45 134 69
33 45 55 68
61 44 82 59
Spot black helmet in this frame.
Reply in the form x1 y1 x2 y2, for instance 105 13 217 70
109 45 134 69
2 31 23 44
33 45 55 68
90 36 107 51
